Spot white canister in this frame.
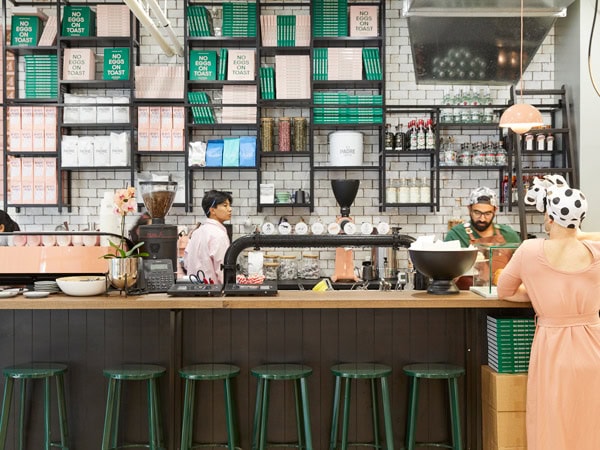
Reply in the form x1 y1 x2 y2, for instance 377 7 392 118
329 131 364 166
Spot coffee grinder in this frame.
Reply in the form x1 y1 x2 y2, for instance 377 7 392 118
138 181 179 277
331 179 360 282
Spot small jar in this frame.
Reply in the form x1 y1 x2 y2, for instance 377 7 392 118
278 117 291 152
260 118 274 152
300 254 320 279
264 262 279 281
278 255 298 280
293 117 307 151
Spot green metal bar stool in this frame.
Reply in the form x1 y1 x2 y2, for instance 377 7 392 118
251 363 313 450
0 362 69 450
403 363 465 450
329 363 394 450
101 364 166 450
179 363 241 450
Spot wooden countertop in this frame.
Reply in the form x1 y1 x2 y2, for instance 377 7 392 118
0 290 531 310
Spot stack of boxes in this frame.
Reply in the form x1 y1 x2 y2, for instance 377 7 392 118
137 106 185 152
481 365 527 450
6 106 58 205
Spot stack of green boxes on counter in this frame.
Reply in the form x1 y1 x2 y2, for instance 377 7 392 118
487 316 535 373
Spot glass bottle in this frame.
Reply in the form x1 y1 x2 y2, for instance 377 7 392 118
409 177 420 203
384 123 395 151
386 180 397 204
394 123 406 151
398 178 410 203
425 119 435 151
457 143 471 166
409 120 418 150
419 177 430 203
416 119 426 150
278 117 291 152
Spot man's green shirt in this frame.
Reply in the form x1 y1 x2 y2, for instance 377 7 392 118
444 223 521 248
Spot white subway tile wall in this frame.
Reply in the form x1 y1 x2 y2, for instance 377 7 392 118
7 0 551 272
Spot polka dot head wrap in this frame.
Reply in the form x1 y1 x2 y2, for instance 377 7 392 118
524 174 587 229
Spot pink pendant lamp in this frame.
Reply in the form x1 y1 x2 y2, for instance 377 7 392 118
499 0 544 134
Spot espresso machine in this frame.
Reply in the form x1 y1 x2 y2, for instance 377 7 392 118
138 181 179 280
331 179 360 282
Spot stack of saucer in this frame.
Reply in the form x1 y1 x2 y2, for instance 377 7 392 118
275 191 291 204
34 281 60 293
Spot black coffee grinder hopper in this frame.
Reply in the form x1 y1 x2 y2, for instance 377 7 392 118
138 181 179 278
331 179 360 282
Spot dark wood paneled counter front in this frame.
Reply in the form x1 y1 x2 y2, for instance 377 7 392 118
0 291 531 450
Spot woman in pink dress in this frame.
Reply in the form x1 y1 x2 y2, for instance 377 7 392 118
497 175 600 450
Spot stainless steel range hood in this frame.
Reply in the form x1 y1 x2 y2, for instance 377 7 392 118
403 0 576 84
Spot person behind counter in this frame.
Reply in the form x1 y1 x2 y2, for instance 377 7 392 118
445 186 521 247
183 190 233 284
497 175 600 450
0 210 20 233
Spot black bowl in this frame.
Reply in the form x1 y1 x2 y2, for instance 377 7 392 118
408 249 478 295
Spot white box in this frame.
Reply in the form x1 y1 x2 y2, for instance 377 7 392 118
260 183 275 204
93 136 111 166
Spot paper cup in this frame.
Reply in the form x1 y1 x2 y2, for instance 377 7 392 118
83 235 98 246
42 235 57 246
56 234 72 246
12 235 26 247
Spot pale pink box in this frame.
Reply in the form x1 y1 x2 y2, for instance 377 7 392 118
160 107 173 130
172 107 185 129
20 107 33 130
138 107 150 129
44 107 57 130
137 130 149 151
45 130 57 152
160 129 172 150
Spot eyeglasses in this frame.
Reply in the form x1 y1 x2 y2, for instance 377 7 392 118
471 210 495 219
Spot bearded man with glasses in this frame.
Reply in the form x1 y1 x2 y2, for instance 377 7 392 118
445 186 521 248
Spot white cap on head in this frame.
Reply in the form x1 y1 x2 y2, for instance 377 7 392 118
469 187 498 207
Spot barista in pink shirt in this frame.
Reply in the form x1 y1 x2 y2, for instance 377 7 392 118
184 190 232 284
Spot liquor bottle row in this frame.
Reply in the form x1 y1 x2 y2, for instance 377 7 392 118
385 118 436 152
439 141 507 167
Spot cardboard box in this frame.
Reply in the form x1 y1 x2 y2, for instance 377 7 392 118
483 406 527 448
481 365 527 411
482 365 528 450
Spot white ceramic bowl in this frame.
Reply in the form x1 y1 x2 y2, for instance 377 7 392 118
56 276 108 297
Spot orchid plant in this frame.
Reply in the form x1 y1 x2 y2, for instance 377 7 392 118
102 186 148 259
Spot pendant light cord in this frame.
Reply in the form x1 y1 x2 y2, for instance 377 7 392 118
589 0 600 97
519 0 524 102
